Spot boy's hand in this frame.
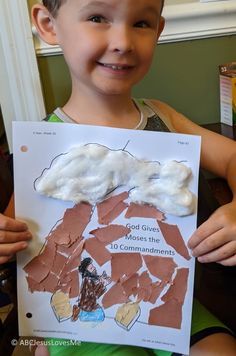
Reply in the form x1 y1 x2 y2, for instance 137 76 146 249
0 213 32 264
188 201 236 266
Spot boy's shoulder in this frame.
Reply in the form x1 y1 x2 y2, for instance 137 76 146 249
143 99 194 135
144 99 177 117
141 99 178 133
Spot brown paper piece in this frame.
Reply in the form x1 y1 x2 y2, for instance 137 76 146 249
26 276 45 293
102 283 129 309
161 268 189 304
148 281 166 304
101 201 128 225
51 225 71 246
139 271 152 287
67 270 80 298
148 298 183 329
143 255 177 283
136 271 153 302
57 236 83 256
40 271 60 293
125 203 165 221
57 269 80 298
24 203 91 294
138 286 153 302
158 221 191 260
121 273 139 297
111 253 142 282
24 256 50 283
97 192 129 224
51 253 68 276
39 239 57 267
85 238 111 266
90 224 130 245
61 240 84 274
62 203 93 245
58 273 72 286
47 203 92 248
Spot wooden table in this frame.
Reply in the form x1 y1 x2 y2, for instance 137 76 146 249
202 122 236 141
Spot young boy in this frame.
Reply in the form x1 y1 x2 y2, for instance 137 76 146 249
1 0 236 354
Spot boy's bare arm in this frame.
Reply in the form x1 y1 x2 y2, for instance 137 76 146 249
188 159 236 266
153 100 236 179
0 194 32 264
153 100 236 266
169 108 236 266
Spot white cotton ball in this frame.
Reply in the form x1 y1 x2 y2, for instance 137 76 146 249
159 161 192 187
35 144 196 216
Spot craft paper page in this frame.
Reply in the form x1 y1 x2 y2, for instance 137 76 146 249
13 121 201 355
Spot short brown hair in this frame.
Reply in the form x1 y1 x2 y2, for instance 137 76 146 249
42 0 67 17
42 0 164 17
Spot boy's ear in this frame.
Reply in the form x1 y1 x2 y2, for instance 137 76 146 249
31 4 58 45
157 16 165 40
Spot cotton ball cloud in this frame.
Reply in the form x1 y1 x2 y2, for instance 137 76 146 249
129 160 195 216
35 144 196 216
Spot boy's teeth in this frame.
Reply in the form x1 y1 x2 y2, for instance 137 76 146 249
104 64 124 70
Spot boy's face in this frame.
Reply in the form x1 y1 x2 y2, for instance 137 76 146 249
43 0 164 97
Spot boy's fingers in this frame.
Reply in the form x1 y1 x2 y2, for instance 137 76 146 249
218 254 236 267
0 254 15 264
197 241 236 264
191 231 228 257
188 222 222 249
0 255 14 264
0 230 32 244
0 241 28 257
0 214 28 232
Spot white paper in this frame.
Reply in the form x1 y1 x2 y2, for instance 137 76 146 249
13 121 201 355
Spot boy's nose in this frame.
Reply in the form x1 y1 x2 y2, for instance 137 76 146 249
109 25 134 53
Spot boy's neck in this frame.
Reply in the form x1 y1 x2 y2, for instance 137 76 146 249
62 92 141 129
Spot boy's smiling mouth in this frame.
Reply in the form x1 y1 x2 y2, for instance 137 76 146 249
98 62 134 71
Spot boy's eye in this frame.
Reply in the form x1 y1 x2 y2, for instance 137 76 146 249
88 15 107 23
134 21 150 28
